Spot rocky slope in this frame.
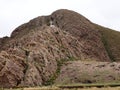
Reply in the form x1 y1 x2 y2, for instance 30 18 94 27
0 9 120 88
55 61 120 84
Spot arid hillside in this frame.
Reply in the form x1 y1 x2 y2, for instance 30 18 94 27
0 9 120 88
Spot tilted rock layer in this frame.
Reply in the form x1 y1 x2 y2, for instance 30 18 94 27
0 9 120 87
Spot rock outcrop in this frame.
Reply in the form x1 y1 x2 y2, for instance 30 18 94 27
0 9 120 88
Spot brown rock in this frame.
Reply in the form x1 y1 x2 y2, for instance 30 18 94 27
0 9 119 87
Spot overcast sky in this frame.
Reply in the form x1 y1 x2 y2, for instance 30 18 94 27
0 0 120 37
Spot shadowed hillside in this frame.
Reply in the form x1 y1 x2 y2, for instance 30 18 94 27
95 24 120 61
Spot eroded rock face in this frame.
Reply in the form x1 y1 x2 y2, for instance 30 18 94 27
0 9 113 87
50 9 110 61
0 51 25 88
0 26 85 87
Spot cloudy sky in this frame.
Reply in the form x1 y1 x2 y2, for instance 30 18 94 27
0 0 120 37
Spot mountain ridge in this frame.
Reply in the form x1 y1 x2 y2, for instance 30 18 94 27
0 9 120 88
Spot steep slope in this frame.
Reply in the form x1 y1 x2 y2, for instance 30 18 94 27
50 9 110 61
0 9 120 87
95 24 120 61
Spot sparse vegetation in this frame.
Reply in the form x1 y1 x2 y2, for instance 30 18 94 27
44 57 76 86
58 83 120 88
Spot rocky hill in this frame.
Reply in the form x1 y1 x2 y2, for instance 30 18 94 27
0 9 120 88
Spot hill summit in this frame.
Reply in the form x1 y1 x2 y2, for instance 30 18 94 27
0 9 120 88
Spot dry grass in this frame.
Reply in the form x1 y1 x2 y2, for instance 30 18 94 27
2 83 120 90
1 87 120 90
74 87 120 90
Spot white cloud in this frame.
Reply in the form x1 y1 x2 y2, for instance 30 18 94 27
0 0 120 37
